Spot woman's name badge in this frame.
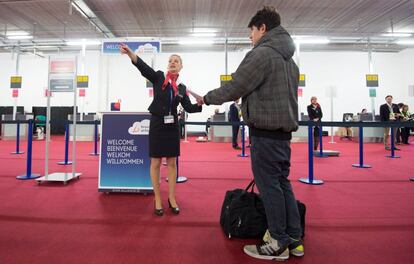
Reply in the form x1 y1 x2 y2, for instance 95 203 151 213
164 115 174 124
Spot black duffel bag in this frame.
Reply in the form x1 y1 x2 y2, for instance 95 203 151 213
220 180 306 239
220 180 267 238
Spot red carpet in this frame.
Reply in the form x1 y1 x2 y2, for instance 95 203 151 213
0 136 413 264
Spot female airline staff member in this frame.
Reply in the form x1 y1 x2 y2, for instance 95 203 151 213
307 96 323 150
120 44 202 216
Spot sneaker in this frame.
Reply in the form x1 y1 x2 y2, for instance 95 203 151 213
244 232 289 261
263 230 304 257
288 239 304 257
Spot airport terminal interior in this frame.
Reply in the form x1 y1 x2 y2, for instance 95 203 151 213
0 1 414 263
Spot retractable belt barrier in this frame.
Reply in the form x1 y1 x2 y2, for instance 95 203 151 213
1 119 413 182
185 120 414 184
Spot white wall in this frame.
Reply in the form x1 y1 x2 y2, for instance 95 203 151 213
299 50 414 122
1 48 413 132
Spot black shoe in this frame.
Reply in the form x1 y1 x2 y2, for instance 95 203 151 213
154 208 164 216
168 199 180 214
233 145 241 150
385 146 391 150
154 201 164 216
393 147 401 150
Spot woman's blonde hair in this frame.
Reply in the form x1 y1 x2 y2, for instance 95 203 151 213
169 54 183 64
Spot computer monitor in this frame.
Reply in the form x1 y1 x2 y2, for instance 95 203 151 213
359 113 373 121
343 113 353 122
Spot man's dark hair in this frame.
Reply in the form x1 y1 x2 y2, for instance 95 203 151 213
385 95 393 99
248 6 281 31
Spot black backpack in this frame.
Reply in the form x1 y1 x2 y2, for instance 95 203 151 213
220 180 306 239
220 180 267 238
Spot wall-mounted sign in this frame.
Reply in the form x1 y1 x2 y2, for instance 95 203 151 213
102 40 161 54
299 74 306 87
366 74 379 87
12 89 19 98
10 76 22 88
44 89 52 97
77 75 89 88
369 88 376 98
79 89 86 97
48 56 77 92
50 60 76 73
220 74 232 86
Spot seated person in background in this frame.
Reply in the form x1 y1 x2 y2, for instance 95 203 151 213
307 96 323 150
35 115 46 140
379 95 401 150
341 113 353 139
361 108 368 114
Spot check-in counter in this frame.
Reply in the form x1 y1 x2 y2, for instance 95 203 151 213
209 113 232 142
1 114 31 140
352 126 383 143
68 114 99 141
292 125 309 142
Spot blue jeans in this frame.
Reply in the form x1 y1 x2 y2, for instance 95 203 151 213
250 136 301 246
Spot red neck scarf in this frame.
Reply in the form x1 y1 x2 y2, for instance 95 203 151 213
162 71 179 96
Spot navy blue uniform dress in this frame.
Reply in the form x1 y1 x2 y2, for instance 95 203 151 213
132 57 202 157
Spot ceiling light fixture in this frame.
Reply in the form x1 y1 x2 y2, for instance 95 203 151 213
6 31 30 36
382 33 412 37
396 39 414 45
192 28 218 33
295 37 330 44
190 33 217 37
178 39 215 45
66 39 101 46
7 35 33 40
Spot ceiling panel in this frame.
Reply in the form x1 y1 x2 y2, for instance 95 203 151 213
0 0 414 52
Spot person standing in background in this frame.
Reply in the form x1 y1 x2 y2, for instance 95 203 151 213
307 96 323 150
228 99 241 149
400 104 412 144
395 103 404 144
178 105 188 139
379 95 401 150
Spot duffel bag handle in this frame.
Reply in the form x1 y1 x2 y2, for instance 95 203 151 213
245 179 256 193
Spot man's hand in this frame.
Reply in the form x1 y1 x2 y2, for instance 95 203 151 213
196 96 204 106
186 87 204 105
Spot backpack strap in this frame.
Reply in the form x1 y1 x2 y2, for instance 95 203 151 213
245 179 256 193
